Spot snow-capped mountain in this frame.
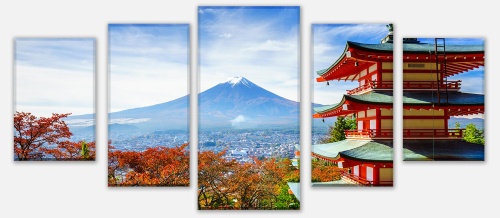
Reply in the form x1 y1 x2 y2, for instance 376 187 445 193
67 76 299 132
199 76 299 129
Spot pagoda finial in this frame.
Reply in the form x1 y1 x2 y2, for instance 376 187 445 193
381 24 393 44
386 24 393 32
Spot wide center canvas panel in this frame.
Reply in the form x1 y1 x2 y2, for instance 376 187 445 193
312 24 394 187
14 38 96 161
107 24 190 186
198 6 300 210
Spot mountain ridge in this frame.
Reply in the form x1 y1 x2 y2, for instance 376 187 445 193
67 76 299 131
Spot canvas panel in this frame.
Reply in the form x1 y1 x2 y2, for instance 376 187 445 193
14 38 96 161
312 24 394 187
198 6 300 210
107 24 190 186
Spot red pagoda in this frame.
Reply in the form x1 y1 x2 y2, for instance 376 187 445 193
312 24 395 186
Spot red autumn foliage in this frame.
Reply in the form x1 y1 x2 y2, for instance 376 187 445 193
43 141 96 161
198 150 299 209
108 143 190 187
14 111 95 161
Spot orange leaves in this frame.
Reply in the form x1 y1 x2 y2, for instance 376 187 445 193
108 143 190 187
13 111 94 161
198 150 297 209
311 160 343 182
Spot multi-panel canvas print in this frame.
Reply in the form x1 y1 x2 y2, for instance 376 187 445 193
198 6 300 209
401 38 485 161
312 24 394 186
14 38 96 161
107 24 190 186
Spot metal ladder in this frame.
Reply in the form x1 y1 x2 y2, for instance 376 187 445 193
434 38 448 104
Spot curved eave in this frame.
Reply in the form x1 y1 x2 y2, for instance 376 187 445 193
313 92 394 118
339 153 393 163
316 41 393 82
312 152 342 161
338 141 394 162
313 98 347 118
313 140 394 162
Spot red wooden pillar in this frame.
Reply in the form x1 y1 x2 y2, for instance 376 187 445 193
377 61 382 87
376 108 381 137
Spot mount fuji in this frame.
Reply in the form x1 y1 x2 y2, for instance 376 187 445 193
66 76 299 133
199 76 299 129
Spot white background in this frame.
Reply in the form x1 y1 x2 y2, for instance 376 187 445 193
0 0 497 217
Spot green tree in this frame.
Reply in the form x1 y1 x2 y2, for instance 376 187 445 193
463 123 484 145
321 116 357 143
80 141 90 160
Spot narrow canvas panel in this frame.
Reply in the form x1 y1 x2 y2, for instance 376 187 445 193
401 37 485 161
198 6 300 209
107 24 190 186
312 24 394 186
14 38 96 161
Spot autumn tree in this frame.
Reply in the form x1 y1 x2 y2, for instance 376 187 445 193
311 159 344 182
14 112 72 161
232 158 290 209
108 143 190 187
198 150 237 209
198 150 300 210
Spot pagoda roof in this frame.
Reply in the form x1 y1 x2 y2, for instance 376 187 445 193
313 91 393 116
312 140 393 162
316 41 393 81
402 43 484 54
313 91 484 117
348 41 484 54
317 40 484 81
313 91 394 117
403 140 484 161
401 91 484 106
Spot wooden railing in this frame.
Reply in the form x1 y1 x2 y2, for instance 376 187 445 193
346 80 461 95
403 129 463 138
344 129 393 139
345 129 463 139
402 80 461 90
340 171 372 186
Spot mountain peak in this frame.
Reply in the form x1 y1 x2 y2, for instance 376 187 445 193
223 76 253 88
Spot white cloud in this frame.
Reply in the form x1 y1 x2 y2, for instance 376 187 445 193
65 119 95 127
109 118 151 124
15 66 94 117
199 7 299 102
109 25 189 112
219 33 232 38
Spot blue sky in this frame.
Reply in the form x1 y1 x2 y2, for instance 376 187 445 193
109 24 189 112
313 24 389 105
199 6 300 101
15 38 95 117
